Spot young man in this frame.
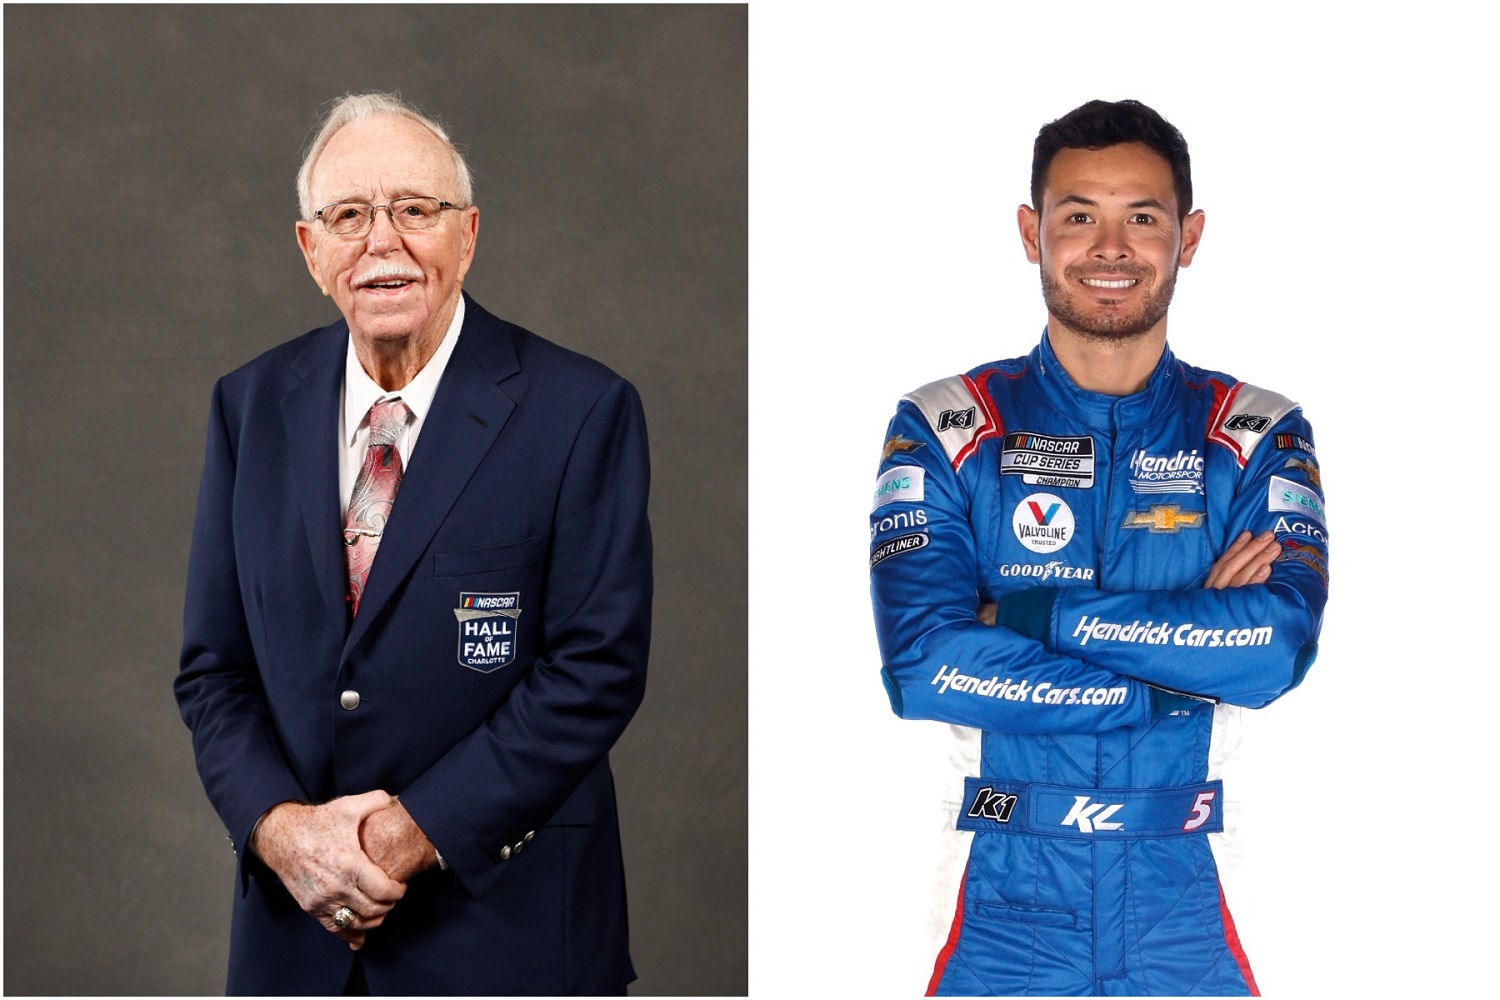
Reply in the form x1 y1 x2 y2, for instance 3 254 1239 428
869 100 1327 996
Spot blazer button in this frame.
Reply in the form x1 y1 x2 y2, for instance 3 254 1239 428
340 690 360 710
499 845 512 861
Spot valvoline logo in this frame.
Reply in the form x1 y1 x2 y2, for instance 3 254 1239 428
1027 499 1062 524
1013 493 1074 554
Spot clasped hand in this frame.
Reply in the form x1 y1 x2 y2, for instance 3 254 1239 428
251 791 437 949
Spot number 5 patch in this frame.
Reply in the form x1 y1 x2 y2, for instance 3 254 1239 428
1183 790 1217 832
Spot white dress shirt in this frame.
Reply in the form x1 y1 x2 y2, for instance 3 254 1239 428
339 296 466 518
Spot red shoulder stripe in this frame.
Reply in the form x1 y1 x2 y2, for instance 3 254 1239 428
952 370 1008 471
1205 379 1250 469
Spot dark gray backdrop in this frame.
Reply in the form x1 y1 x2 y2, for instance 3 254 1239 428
3 5 745 995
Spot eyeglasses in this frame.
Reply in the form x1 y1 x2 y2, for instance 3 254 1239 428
313 196 462 236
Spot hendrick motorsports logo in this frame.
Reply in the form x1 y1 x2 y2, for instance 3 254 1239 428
1070 615 1272 649
1012 493 1074 553
454 592 522 672
1127 448 1203 495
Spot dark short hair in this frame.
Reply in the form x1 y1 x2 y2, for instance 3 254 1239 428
1031 100 1192 219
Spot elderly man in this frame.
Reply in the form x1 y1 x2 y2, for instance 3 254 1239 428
869 100 1327 995
176 92 651 995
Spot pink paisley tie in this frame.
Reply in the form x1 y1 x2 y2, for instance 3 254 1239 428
344 398 410 617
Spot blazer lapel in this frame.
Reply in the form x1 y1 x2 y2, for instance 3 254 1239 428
280 327 350 629
342 300 521 660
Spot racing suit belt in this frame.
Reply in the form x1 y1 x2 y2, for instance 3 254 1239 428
956 777 1223 839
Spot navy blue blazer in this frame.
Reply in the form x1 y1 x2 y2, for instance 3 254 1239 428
175 296 651 995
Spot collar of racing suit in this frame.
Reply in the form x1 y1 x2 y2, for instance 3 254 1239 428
1033 328 1185 432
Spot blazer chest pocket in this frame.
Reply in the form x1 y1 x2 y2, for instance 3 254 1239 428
435 537 543 678
433 535 543 577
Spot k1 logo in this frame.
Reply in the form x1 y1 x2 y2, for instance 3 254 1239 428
1224 413 1270 432
937 407 976 431
966 786 1018 824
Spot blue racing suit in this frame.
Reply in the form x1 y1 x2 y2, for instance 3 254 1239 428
870 332 1327 996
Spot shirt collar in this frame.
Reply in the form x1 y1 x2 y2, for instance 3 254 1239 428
1032 326 1181 430
343 295 466 444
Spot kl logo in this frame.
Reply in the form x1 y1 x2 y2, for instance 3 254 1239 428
967 786 1017 824
1028 500 1061 525
1060 795 1124 833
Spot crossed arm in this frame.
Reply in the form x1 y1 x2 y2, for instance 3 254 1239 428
978 529 1281 626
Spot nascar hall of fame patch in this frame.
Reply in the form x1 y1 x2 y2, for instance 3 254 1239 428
1001 432 1095 488
454 592 522 672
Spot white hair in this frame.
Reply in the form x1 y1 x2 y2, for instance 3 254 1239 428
296 91 474 219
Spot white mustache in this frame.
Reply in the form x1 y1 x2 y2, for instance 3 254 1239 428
354 262 422 286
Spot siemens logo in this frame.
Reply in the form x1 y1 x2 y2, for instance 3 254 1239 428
872 464 924 511
1268 475 1326 526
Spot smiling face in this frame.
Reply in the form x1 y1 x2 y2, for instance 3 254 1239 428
1018 142 1203 343
295 114 479 354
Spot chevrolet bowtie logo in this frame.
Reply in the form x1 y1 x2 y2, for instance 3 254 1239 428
1122 505 1205 533
881 434 925 461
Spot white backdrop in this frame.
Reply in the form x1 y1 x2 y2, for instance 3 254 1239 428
750 4 1493 996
